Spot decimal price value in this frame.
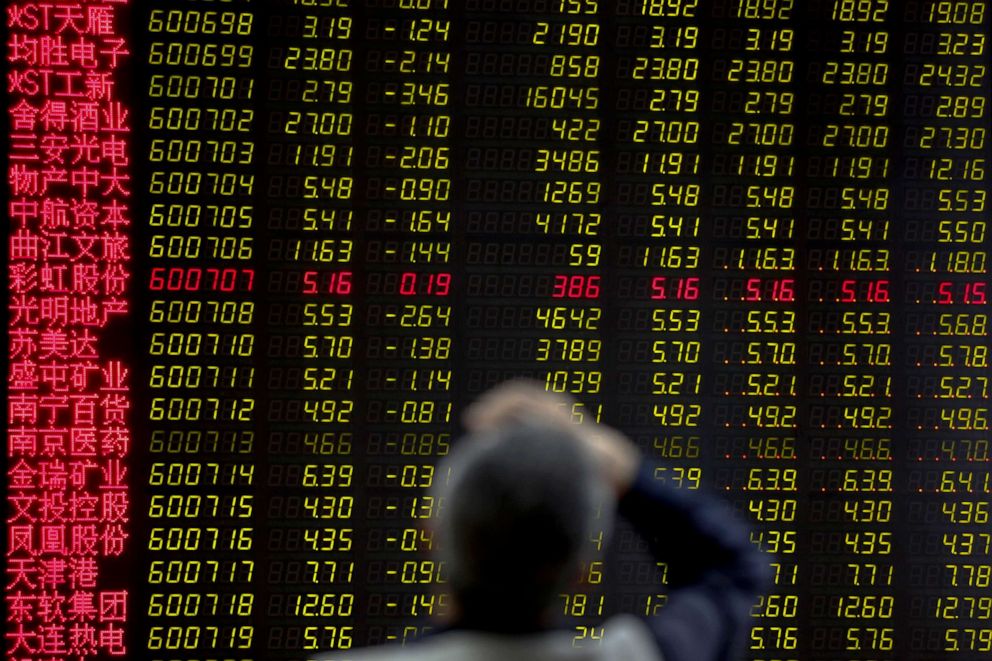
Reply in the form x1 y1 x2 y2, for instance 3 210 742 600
936 281 987 305
303 270 353 295
650 276 700 300
811 278 890 303
399 272 451 296
743 277 795 302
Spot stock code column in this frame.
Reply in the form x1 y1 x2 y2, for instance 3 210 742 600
901 1 990 657
138 4 258 658
262 1 357 656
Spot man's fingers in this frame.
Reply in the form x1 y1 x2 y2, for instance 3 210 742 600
463 379 574 431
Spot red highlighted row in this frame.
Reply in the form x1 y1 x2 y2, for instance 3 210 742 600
303 271 452 296
150 267 254 292
172 270 984 306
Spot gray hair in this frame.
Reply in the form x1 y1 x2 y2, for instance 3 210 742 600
433 422 613 628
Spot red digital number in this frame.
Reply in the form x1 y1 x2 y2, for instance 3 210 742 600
650 276 700 300
303 270 353 295
938 281 987 305
149 267 254 292
400 272 451 296
552 274 601 299
840 279 889 303
745 277 795 302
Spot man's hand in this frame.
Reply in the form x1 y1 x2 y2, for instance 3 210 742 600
463 379 640 494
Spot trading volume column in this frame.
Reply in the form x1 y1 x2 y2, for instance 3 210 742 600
459 0 607 640
528 1 609 641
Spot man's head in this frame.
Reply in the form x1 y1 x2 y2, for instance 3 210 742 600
434 421 612 630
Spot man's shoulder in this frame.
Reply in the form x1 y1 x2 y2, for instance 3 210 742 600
309 616 661 661
307 633 478 661
598 614 664 660
307 643 423 661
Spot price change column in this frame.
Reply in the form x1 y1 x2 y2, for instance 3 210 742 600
139 4 258 658
361 0 454 647
901 1 990 657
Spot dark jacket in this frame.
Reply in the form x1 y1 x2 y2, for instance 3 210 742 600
311 460 772 661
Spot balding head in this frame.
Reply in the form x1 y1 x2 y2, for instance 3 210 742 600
434 422 613 630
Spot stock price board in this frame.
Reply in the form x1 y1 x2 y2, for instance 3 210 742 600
4 0 990 660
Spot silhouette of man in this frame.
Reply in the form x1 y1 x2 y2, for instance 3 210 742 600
313 380 771 661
